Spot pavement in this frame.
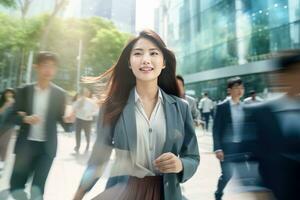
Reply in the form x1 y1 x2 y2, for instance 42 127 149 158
0 127 273 200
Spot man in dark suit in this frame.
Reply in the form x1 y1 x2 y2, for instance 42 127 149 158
244 52 300 200
9 52 71 200
213 77 256 200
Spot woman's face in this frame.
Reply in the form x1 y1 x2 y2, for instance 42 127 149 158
129 38 165 83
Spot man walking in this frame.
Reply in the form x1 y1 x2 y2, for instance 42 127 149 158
176 75 201 126
213 77 248 200
10 52 71 200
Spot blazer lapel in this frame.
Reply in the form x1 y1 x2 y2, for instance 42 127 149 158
122 89 138 159
45 84 55 127
161 90 177 153
27 84 34 115
225 100 232 123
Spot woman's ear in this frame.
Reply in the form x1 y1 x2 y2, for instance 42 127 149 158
162 60 166 69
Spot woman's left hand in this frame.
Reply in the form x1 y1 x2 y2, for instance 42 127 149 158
154 152 183 173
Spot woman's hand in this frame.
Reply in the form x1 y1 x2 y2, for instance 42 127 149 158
154 152 183 173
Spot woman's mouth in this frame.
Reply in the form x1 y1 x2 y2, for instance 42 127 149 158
139 66 154 72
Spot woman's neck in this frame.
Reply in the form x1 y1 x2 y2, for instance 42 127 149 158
136 81 159 101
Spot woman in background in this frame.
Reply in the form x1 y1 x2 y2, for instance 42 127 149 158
0 88 16 171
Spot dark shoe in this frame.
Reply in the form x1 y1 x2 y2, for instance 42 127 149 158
215 192 223 200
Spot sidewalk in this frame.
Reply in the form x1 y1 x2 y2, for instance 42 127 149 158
0 128 272 200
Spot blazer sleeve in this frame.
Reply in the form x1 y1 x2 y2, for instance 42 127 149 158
212 104 223 151
11 87 26 125
57 90 71 131
190 99 200 122
78 107 113 193
178 103 200 183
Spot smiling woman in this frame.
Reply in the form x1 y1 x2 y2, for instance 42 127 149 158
129 38 166 84
73 29 200 200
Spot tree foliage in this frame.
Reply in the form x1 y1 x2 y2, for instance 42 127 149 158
0 0 16 8
0 13 131 91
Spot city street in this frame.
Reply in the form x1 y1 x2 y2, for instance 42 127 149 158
0 128 271 200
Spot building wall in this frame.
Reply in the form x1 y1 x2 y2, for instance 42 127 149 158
111 0 136 33
81 0 136 33
157 0 300 100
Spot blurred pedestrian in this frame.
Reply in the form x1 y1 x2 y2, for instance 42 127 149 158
73 30 199 200
176 75 201 127
213 77 255 200
243 90 263 104
198 92 214 131
72 87 98 153
9 51 72 200
244 50 300 200
0 88 16 172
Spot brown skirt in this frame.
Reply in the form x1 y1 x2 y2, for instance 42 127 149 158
92 176 164 200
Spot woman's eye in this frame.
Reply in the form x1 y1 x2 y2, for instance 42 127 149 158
150 52 159 56
133 52 141 56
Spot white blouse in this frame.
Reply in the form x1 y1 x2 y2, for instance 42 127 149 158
134 88 166 174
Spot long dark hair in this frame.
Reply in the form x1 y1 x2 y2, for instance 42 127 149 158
0 88 15 108
96 30 179 125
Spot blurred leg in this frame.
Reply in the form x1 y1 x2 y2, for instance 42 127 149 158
75 118 83 152
0 129 12 161
10 146 35 200
83 120 92 152
30 154 53 200
204 113 210 130
215 162 233 200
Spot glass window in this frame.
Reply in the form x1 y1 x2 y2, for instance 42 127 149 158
290 22 300 48
270 25 291 51
288 0 300 22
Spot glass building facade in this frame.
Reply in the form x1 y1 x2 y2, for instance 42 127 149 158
157 0 300 100
82 0 136 33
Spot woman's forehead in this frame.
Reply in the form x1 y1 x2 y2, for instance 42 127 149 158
132 38 160 50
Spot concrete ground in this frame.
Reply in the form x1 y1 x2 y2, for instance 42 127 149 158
0 127 273 200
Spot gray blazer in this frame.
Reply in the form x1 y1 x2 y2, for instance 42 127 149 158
13 83 67 157
81 89 200 200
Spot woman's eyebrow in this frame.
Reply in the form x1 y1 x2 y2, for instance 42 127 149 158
132 48 143 51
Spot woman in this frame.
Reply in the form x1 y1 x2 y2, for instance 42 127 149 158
0 88 16 171
73 87 98 153
73 30 199 200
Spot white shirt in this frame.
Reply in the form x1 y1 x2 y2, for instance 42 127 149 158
134 88 166 174
28 84 51 142
73 97 98 121
199 97 213 113
229 98 245 143
244 96 263 104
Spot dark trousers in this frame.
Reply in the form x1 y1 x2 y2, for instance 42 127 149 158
75 118 92 151
202 112 210 130
215 161 234 198
10 141 54 200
